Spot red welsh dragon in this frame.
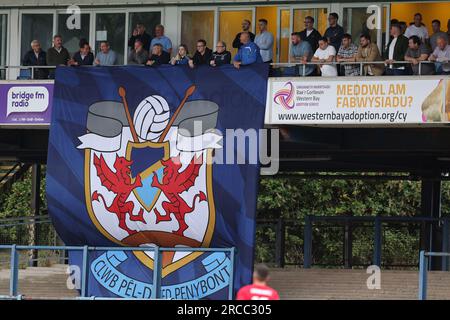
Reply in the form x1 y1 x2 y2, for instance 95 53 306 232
151 154 207 236
92 154 145 235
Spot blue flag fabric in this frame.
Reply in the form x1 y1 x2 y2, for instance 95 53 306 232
46 64 269 299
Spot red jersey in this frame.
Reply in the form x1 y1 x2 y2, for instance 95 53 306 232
236 284 280 300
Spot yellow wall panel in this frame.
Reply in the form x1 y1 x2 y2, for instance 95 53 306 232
219 10 253 57
391 2 450 35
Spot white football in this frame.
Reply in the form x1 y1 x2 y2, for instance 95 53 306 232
133 95 170 142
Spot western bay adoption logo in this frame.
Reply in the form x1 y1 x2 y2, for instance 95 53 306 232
77 85 227 298
273 81 295 110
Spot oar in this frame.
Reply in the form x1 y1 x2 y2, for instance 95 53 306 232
158 85 196 143
119 86 139 143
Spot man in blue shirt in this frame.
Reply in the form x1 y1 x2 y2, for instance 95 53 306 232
94 41 118 66
233 32 263 69
290 32 314 76
150 24 172 55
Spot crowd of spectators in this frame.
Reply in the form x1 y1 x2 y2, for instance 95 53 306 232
21 13 450 79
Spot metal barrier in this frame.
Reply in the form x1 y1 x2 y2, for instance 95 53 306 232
271 60 437 76
303 216 449 269
418 250 450 300
0 60 440 80
0 244 236 300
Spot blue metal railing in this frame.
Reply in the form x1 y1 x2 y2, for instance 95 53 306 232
418 250 450 300
303 215 449 269
0 245 236 300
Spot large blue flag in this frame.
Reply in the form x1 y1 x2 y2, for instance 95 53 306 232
47 64 268 299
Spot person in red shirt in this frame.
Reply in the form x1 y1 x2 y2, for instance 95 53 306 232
236 264 280 300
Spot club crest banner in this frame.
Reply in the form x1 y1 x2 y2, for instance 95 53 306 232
46 64 269 299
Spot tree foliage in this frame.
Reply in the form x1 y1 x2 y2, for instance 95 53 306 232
2 168 450 268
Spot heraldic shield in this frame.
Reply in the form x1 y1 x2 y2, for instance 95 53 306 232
80 85 222 277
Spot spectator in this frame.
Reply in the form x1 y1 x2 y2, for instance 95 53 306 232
399 21 408 35
255 19 274 63
290 32 314 76
46 35 70 66
69 42 94 66
150 24 172 55
405 13 429 44
429 36 450 75
384 24 409 75
189 39 213 68
336 33 359 76
128 23 151 52
233 32 262 69
405 35 434 75
312 37 337 77
170 44 190 65
46 35 70 79
430 20 448 51
447 19 450 40
146 43 170 67
232 20 256 49
236 264 279 300
324 13 345 52
127 39 149 65
356 34 384 76
210 41 231 67
298 16 322 52
22 40 48 79
94 41 118 66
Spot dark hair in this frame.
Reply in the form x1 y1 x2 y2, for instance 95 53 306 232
329 12 339 20
432 19 441 26
360 33 371 42
134 38 143 45
53 34 62 40
100 41 109 46
391 19 399 25
399 21 407 27
259 19 268 25
319 36 328 43
305 16 315 24
197 39 207 46
79 38 89 48
153 43 163 49
179 44 189 55
136 22 144 27
342 33 352 41
414 13 422 19
391 23 401 30
254 264 270 282
409 35 421 45
291 32 301 37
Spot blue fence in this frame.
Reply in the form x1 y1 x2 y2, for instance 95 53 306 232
0 245 236 300
303 215 450 269
418 250 450 300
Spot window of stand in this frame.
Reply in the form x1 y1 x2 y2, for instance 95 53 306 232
181 10 216 55
0 13 8 79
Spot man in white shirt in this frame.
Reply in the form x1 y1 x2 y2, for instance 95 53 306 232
254 19 274 63
404 13 429 43
312 37 337 76
429 36 450 74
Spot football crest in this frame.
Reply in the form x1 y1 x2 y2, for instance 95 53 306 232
78 85 222 277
